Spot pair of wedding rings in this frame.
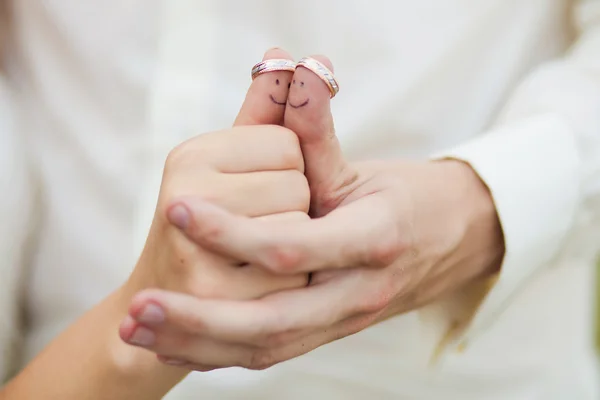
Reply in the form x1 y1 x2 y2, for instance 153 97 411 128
251 57 340 98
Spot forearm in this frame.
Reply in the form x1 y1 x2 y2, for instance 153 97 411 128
423 0 600 345
0 283 188 400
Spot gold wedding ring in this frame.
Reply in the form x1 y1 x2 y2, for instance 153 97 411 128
251 59 297 80
296 57 339 98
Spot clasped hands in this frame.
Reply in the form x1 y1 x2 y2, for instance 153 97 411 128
119 48 505 371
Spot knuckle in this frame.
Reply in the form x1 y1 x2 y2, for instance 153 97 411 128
354 281 393 315
260 243 304 273
162 147 216 204
368 228 405 267
359 293 390 314
164 140 196 173
183 310 211 335
164 143 186 172
363 293 391 314
195 213 224 243
165 134 219 174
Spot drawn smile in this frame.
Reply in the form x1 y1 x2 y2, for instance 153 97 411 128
287 98 310 109
270 94 287 106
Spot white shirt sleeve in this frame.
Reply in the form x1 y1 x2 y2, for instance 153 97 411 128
433 0 600 343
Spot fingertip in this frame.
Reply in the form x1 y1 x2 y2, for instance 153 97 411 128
236 47 295 126
285 54 337 143
263 47 294 61
306 54 334 72
166 203 191 231
166 197 224 232
129 288 164 313
184 198 230 227
118 315 138 341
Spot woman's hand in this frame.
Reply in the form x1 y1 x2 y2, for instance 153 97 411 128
119 48 314 362
133 48 309 301
0 48 312 400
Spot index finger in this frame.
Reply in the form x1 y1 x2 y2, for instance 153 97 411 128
175 195 404 273
234 48 295 126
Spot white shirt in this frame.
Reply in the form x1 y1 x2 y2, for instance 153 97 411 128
1 0 599 398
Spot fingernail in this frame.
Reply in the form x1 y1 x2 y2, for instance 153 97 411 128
158 356 187 366
167 204 190 230
128 326 156 347
137 303 165 325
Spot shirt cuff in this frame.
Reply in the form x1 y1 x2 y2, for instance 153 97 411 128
431 113 582 344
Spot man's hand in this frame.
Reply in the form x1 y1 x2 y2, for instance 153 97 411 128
121 55 505 370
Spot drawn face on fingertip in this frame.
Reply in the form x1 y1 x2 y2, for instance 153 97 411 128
287 68 329 110
287 77 309 109
268 74 292 106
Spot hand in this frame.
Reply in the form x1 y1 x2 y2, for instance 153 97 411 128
123 55 505 371
119 48 312 365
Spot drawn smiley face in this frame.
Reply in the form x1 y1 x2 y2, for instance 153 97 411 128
269 76 292 106
287 63 336 109
287 78 309 109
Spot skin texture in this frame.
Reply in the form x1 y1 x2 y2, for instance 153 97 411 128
121 55 505 371
0 48 309 399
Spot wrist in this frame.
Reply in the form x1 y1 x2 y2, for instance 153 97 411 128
115 222 191 391
4 284 187 400
434 159 505 278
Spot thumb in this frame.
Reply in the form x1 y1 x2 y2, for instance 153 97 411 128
234 48 295 126
284 55 357 216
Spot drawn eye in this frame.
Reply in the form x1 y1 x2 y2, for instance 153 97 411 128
293 79 296 84
275 79 280 85
287 82 291 88
300 81 305 87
